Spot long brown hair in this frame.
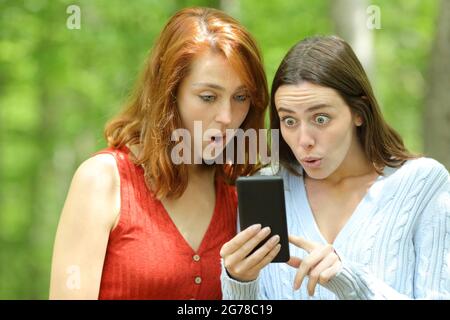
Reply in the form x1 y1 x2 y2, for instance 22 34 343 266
105 7 268 199
270 35 417 175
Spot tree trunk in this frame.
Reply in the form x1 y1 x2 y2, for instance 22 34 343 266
331 0 374 82
424 0 450 169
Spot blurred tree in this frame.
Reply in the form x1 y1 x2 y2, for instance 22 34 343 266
220 0 239 18
424 0 450 169
331 0 374 82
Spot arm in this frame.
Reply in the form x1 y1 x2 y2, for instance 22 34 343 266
412 175 450 299
49 154 121 299
324 173 450 300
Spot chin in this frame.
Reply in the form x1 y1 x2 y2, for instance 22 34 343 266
302 166 334 180
303 170 326 180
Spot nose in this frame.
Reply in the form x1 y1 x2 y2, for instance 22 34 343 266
214 101 232 126
297 124 315 150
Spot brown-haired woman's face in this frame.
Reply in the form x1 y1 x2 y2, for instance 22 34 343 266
275 82 363 179
176 49 251 163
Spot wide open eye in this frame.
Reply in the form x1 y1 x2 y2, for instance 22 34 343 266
281 117 297 127
314 114 331 125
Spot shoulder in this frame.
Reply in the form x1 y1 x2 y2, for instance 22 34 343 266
406 157 450 197
74 153 120 190
403 157 447 172
384 157 449 210
397 157 449 184
66 153 121 229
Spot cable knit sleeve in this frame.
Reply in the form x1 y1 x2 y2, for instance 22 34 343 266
220 259 265 300
412 168 450 299
324 163 450 299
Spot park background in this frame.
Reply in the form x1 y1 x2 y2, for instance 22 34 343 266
0 0 449 299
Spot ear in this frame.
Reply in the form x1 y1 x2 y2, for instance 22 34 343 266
354 96 368 126
353 114 363 127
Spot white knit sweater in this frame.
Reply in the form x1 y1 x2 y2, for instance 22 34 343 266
221 157 450 299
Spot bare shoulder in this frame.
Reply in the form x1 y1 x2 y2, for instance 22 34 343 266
74 153 119 189
66 153 121 230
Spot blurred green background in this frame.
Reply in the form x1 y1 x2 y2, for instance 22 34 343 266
0 0 448 299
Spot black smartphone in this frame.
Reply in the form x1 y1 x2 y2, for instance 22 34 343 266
236 175 290 263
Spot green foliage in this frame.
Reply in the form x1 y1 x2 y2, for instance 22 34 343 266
372 0 438 153
0 0 438 299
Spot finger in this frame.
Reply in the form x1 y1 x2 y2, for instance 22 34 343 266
318 260 343 284
288 235 316 253
220 224 261 257
307 252 338 296
287 256 302 269
241 234 280 270
293 244 334 291
248 243 281 274
224 226 272 267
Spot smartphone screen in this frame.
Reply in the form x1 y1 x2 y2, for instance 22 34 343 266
236 175 290 263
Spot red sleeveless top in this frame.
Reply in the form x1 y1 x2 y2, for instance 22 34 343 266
95 146 237 300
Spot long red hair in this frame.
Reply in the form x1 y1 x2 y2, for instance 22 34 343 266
104 7 268 199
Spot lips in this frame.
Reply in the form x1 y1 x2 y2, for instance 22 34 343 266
300 157 322 168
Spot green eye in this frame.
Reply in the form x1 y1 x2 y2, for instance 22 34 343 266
315 115 330 125
282 117 297 127
200 95 216 102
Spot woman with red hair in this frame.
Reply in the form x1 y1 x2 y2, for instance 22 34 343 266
49 7 268 299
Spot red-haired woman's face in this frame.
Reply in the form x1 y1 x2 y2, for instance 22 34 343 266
176 49 251 163
275 82 363 180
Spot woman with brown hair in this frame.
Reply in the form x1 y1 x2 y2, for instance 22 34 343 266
49 7 268 299
220 35 450 299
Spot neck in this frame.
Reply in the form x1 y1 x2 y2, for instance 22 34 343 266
322 139 376 185
187 163 216 182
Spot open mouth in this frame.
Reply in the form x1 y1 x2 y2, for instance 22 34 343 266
211 135 225 143
301 158 322 168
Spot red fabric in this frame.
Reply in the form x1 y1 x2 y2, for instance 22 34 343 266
95 146 237 300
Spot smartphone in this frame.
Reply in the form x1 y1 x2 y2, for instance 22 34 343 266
236 175 290 263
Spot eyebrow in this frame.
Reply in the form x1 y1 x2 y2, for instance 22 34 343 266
192 83 247 91
277 104 334 114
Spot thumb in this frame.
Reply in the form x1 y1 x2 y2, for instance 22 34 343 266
287 256 302 268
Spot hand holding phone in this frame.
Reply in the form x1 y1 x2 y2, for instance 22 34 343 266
220 223 282 282
220 175 290 282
